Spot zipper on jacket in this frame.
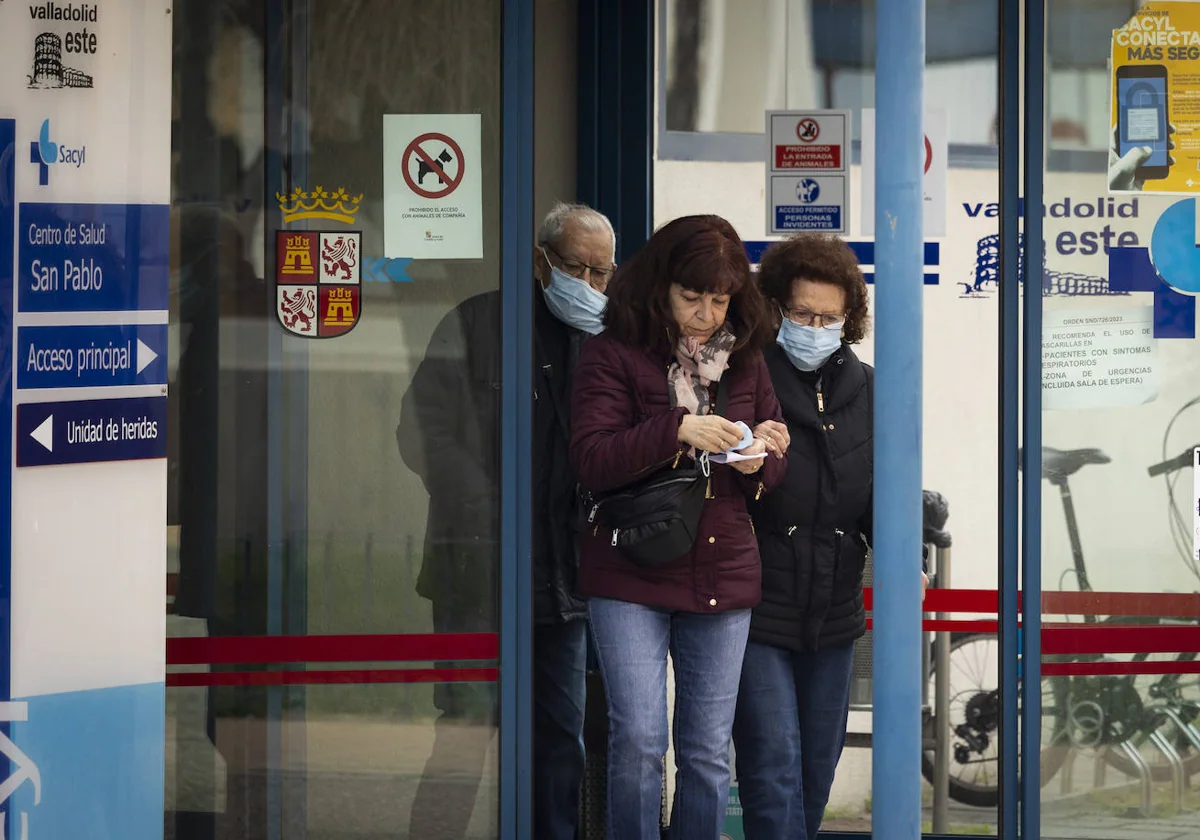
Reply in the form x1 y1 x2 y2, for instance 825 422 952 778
754 481 764 500
611 529 619 546
816 377 825 416
672 448 683 469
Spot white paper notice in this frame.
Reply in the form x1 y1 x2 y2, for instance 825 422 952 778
1043 307 1157 411
383 114 483 259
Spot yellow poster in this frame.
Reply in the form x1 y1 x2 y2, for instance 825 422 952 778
1110 2 1200 195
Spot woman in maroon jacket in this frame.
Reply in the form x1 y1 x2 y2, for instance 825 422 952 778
570 215 787 839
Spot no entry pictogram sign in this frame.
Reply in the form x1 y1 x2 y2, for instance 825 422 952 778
797 118 820 142
384 114 483 259
402 132 466 199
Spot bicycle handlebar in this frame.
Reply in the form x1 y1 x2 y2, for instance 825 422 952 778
1147 447 1197 478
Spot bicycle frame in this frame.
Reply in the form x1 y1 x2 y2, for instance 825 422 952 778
1049 474 1095 609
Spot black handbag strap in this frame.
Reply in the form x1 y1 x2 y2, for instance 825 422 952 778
713 375 730 418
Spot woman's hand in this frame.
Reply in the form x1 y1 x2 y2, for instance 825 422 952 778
678 414 744 454
731 439 767 474
753 420 790 459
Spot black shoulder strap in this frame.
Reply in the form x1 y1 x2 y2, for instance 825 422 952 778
715 374 730 417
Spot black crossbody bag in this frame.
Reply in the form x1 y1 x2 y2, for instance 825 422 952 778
580 378 728 568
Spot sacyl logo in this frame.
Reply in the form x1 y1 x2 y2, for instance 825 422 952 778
0 702 41 840
29 119 85 186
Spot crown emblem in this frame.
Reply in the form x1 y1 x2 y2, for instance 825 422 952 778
276 185 363 224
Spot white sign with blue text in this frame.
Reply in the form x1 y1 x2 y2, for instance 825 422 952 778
0 1 171 837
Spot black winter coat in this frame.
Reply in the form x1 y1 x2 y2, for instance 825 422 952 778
397 291 586 625
749 343 874 651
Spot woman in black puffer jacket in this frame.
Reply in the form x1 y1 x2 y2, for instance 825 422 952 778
733 234 925 840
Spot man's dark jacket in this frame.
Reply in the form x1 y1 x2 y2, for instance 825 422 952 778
397 289 586 624
749 343 874 652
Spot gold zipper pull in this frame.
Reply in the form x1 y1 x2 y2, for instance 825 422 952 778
705 477 714 499
672 448 683 469
817 391 825 413
755 481 764 500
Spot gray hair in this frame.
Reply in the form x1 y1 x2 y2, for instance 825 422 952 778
537 201 616 252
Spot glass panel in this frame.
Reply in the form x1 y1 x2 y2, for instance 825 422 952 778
167 1 504 837
1039 1 1200 835
655 2 1003 835
661 0 998 145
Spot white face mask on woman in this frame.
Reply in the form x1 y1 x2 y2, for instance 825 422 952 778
776 317 843 371
540 251 607 335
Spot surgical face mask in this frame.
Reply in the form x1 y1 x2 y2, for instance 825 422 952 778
541 254 607 335
776 317 843 371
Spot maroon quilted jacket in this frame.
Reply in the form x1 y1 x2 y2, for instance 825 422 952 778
569 332 787 613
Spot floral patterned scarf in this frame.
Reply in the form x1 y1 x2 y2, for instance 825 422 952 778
668 327 736 416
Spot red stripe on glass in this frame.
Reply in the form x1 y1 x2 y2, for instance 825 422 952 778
866 619 999 633
166 667 499 687
1042 660 1200 677
1042 624 1200 656
864 588 1200 619
165 633 499 666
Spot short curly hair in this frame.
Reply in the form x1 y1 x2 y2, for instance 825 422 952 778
757 233 870 344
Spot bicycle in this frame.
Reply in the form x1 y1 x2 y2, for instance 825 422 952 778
918 438 1200 809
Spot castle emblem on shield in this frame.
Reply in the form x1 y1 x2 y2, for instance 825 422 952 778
275 231 362 338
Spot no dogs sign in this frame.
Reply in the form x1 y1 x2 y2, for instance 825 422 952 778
384 114 483 259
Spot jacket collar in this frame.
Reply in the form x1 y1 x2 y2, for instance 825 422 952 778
765 343 868 421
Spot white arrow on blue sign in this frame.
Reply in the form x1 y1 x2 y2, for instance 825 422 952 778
16 397 167 467
16 324 167 390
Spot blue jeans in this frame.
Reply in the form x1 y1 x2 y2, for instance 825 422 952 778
533 618 588 840
732 641 855 840
588 597 751 840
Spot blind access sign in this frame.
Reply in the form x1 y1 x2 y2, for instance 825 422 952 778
766 110 851 236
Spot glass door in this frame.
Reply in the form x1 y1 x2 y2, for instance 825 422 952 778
165 1 524 837
1030 0 1200 836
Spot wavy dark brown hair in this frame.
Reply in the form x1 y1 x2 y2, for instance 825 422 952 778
756 233 870 344
602 215 771 368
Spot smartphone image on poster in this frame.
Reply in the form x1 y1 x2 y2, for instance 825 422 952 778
1117 64 1170 181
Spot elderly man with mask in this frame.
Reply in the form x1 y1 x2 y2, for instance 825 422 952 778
399 202 615 839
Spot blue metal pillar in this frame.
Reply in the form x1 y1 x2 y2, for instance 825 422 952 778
501 0 536 837
871 1 925 839
997 0 1022 836
1021 0 1046 837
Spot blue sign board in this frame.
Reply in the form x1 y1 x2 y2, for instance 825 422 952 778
16 397 167 468
774 206 843 232
17 203 169 313
17 324 167 389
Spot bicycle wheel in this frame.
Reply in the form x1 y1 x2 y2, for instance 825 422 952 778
920 632 1070 809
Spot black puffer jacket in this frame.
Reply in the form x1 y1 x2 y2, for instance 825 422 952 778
398 291 586 625
749 343 873 652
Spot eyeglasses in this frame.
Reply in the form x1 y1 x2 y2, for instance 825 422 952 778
781 305 845 331
544 244 616 284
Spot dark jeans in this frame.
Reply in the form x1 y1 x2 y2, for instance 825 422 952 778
408 611 587 840
534 618 589 839
589 597 750 840
732 641 855 840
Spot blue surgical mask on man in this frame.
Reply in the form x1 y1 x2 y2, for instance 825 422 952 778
540 249 607 335
776 317 843 371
